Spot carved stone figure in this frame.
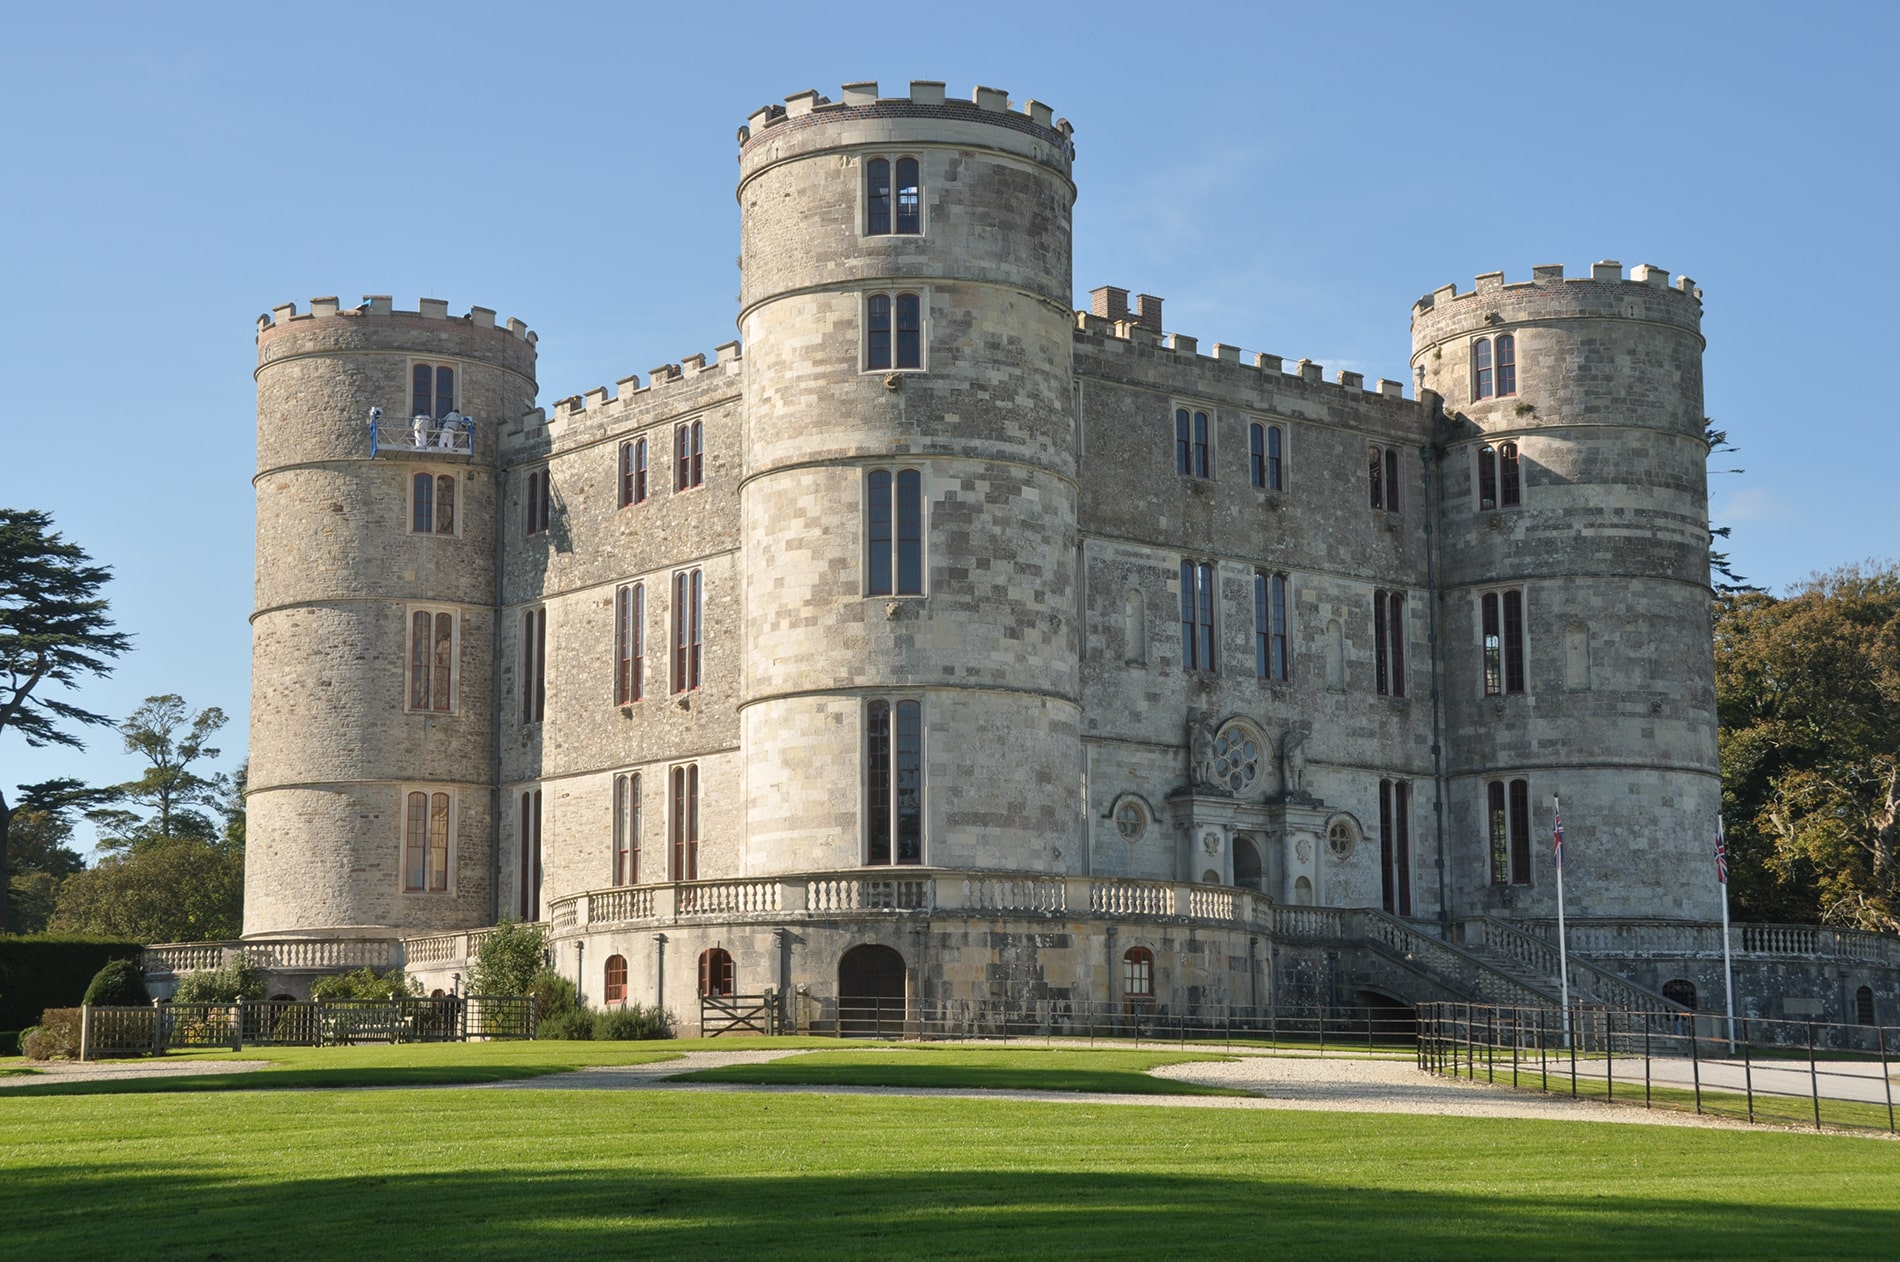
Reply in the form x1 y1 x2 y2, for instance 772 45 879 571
1281 728 1307 795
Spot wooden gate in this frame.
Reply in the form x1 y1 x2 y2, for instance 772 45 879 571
701 991 779 1036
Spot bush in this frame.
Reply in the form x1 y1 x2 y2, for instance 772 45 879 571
25 1008 81 1060
310 966 420 1002
82 957 151 1007
594 1003 673 1041
0 1030 21 1057
536 1007 597 1041
527 967 579 1022
172 956 266 1004
468 922 547 996
0 936 144 1031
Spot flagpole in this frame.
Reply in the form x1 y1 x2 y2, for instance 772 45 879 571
1554 794 1570 1048
1719 816 1736 1053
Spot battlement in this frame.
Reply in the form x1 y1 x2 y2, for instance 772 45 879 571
515 340 743 437
256 296 535 342
1412 262 1701 316
1074 309 1409 404
738 81 1072 150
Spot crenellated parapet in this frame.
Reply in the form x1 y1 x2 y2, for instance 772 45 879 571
1411 261 1704 354
503 340 742 453
738 80 1072 155
256 295 535 344
1073 309 1411 406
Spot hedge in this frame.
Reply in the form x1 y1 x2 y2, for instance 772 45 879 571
0 936 146 1031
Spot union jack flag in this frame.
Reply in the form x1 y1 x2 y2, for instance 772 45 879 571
1553 801 1564 869
1715 818 1730 886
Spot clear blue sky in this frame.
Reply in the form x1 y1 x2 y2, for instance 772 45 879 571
4 1 1894 847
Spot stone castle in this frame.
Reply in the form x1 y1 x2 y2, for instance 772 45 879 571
234 81 1898 1031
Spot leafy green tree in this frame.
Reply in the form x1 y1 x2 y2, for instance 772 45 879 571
467 921 549 996
0 509 133 932
5 778 115 932
48 837 244 942
1716 563 1900 930
90 695 229 852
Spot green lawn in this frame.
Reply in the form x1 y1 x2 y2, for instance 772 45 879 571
4 1088 1898 1259
671 1045 1245 1095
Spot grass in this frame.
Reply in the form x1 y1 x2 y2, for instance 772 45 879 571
4 1087 1898 1259
672 1045 1246 1095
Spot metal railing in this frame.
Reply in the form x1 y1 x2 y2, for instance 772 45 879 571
1418 1001 1900 1134
370 416 474 457
77 995 538 1058
796 996 1418 1049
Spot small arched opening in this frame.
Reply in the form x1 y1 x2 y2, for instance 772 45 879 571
698 947 734 998
1662 979 1697 1010
1292 875 1313 906
1856 985 1876 1026
604 954 629 1005
838 943 906 1037
1233 835 1264 891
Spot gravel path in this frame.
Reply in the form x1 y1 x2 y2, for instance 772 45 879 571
0 1059 271 1087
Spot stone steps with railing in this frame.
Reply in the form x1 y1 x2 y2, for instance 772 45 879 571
1460 917 1682 1012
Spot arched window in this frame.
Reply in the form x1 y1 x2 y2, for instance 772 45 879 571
1481 589 1527 695
620 438 648 506
412 363 455 419
1368 444 1400 511
604 955 628 1005
894 158 921 234
1375 590 1405 697
615 583 644 705
699 947 734 997
408 610 455 712
1663 979 1698 1011
671 569 702 693
1472 338 1494 399
1856 985 1876 1026
866 469 924 596
1254 572 1289 681
671 764 698 881
1379 781 1412 917
675 421 703 490
517 788 541 918
1495 334 1516 396
1180 560 1216 671
1174 408 1211 478
410 473 455 534
866 699 924 866
614 772 640 886
1480 442 1521 509
1249 422 1284 491
1123 946 1154 999
404 789 452 893
866 156 921 235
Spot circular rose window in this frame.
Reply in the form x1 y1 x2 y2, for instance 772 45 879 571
1327 821 1355 859
1211 728 1261 793
1115 800 1146 841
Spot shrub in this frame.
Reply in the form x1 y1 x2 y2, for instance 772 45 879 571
468 922 547 996
536 1007 597 1041
82 958 151 1007
172 955 266 1004
25 1008 81 1060
0 936 144 1031
594 1003 674 1041
310 966 420 1002
0 1030 21 1056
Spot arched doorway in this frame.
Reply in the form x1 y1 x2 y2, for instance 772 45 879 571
838 943 906 1037
1662 979 1697 1010
1233 835 1264 891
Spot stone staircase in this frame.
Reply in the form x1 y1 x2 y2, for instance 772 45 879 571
1455 916 1684 1012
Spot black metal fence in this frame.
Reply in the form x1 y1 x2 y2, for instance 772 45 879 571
79 995 538 1058
1417 1002 1900 1134
810 997 1416 1049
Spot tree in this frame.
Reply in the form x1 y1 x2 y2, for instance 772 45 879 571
0 509 132 932
92 694 229 852
6 777 117 933
1716 563 1900 931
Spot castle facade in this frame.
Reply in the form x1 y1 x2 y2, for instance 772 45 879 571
242 82 1890 1030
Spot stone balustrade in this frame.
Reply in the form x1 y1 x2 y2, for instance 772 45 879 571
143 937 396 975
1514 918 1900 967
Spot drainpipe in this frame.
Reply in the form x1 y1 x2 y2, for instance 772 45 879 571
652 933 666 1015
1418 391 1453 935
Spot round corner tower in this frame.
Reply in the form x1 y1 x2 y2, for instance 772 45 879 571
733 83 1083 877
249 298 537 940
1410 261 1719 923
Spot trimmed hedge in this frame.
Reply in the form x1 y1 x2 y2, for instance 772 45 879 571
0 936 145 1031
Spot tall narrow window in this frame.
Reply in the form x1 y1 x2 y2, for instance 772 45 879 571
409 610 455 712
519 788 542 917
671 764 698 882
620 438 648 506
1502 590 1526 693
1254 572 1289 681
404 790 451 893
865 292 923 370
1180 561 1217 672
866 469 924 597
866 157 891 235
525 468 549 535
1375 590 1406 698
1497 440 1520 507
1369 445 1401 511
1495 334 1516 396
894 157 921 233
1176 409 1191 475
1487 778 1532 884
412 473 432 533
1472 338 1494 399
412 364 455 419
1478 444 1498 510
1380 779 1412 917
1481 591 1525 696
604 955 627 1004
1174 408 1211 478
615 583 644 705
1249 422 1284 491
866 699 924 866
521 607 546 724
672 569 702 693
674 420 703 491
613 772 641 886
